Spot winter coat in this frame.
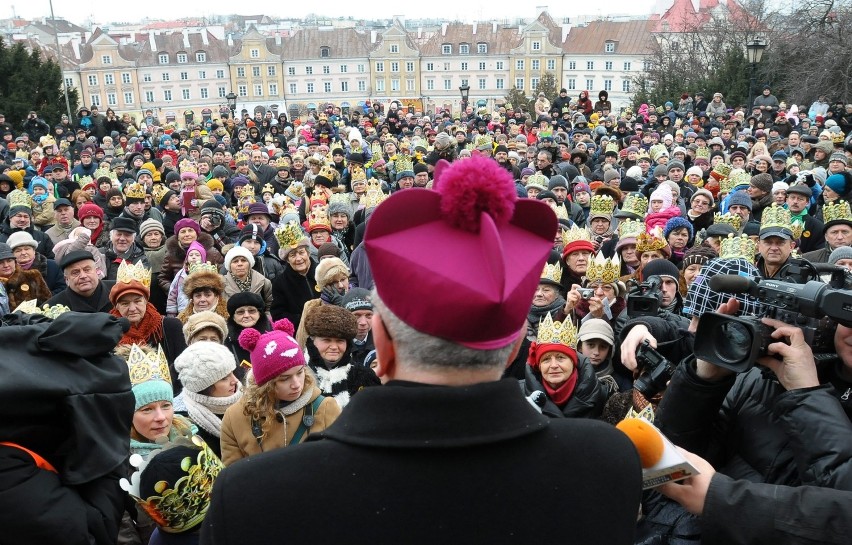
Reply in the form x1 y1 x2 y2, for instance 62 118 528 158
31 253 66 294
521 356 607 419
101 243 149 281
200 379 643 545
219 373 340 467
251 252 284 282
222 270 272 311
0 222 55 259
269 260 318 325
705 100 727 118
305 337 381 408
157 234 224 294
45 280 115 313
1 266 52 310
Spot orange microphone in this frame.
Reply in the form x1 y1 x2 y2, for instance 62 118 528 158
616 418 664 468
616 418 699 489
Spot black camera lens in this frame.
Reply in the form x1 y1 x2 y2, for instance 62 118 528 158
715 321 753 367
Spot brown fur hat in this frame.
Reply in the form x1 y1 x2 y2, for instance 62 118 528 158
5 268 52 311
304 304 357 340
594 185 623 203
182 269 225 297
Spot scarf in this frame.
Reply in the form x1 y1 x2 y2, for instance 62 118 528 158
542 368 578 407
181 388 243 438
19 256 35 270
233 274 252 293
111 302 164 346
89 220 104 244
527 297 566 329
271 387 315 447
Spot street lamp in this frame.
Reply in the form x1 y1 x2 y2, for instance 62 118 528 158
459 83 470 117
226 92 237 119
745 37 767 115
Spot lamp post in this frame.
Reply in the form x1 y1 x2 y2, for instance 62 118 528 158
226 92 237 120
745 37 767 115
459 83 470 119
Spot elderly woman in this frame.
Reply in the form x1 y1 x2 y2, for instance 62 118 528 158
223 245 272 311
77 202 110 249
219 319 340 466
6 231 65 294
182 309 229 345
295 256 350 348
565 253 626 329
174 341 242 457
270 222 319 325
522 315 606 419
177 264 229 324
224 292 270 382
0 242 52 311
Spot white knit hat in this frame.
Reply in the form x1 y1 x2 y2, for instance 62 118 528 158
625 165 643 180
686 166 704 179
174 341 237 393
224 245 256 271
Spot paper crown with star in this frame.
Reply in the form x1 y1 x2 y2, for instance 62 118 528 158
618 218 645 239
117 261 152 288
713 212 743 232
540 262 563 284
275 221 308 250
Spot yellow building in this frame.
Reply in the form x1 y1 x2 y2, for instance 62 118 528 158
368 19 423 113
509 12 566 99
228 26 286 120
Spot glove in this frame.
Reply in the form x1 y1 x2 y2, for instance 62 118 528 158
320 285 345 306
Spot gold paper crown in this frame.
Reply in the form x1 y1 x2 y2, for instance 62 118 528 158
116 261 151 288
552 202 569 220
12 300 71 318
15 150 29 160
790 219 804 240
561 225 593 247
94 166 115 181
636 231 668 253
723 169 751 194
621 193 648 217
309 191 328 206
40 135 56 148
261 183 275 195
308 209 331 231
120 435 223 534
179 160 198 175
124 182 146 200
526 173 549 188
637 149 651 161
328 192 350 207
151 184 170 206
695 147 710 159
540 262 563 284
618 218 645 238
370 140 383 156
719 233 757 260
760 203 793 233
585 252 621 284
127 344 171 387
318 112 328 121
711 163 731 179
349 165 367 183
77 175 95 189
536 313 578 350
589 194 616 217
823 200 852 224
275 221 306 249
713 212 742 232
359 180 388 209
8 189 32 210
234 151 250 165
393 154 413 173
187 261 219 275
240 185 255 200
649 144 667 161
274 156 291 169
317 164 339 183
605 142 620 154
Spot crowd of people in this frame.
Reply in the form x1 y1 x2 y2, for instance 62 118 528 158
0 84 851 545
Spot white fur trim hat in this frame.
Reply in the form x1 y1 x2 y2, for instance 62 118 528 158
224 245 256 271
174 340 237 393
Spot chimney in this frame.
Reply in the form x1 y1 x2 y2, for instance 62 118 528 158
275 34 281 45
201 30 209 46
441 22 448 36
149 31 156 51
371 30 377 44
472 22 477 34
182 28 190 48
228 33 234 47
493 22 497 33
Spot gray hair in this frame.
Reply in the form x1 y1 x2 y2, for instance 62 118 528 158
371 291 514 372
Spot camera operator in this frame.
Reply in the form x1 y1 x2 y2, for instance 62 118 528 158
613 258 688 341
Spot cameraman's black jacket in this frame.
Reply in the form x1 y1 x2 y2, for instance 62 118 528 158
657 359 852 489
521 355 607 419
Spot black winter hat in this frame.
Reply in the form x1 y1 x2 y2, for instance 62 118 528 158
641 258 680 282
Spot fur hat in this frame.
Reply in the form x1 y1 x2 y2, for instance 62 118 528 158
304 304 358 340
182 269 225 297
174 340 236 393
181 310 228 344
239 319 304 386
314 257 349 291
227 291 265 317
224 246 255 270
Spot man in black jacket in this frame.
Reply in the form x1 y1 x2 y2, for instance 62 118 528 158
202 156 642 545
45 251 114 313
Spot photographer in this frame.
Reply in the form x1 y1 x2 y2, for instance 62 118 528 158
564 253 626 330
614 258 688 341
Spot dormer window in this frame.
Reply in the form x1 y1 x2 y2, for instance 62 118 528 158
158 53 169 64
459 43 469 55
320 46 330 58
442 44 452 55
605 41 615 53
177 52 188 63
477 43 487 54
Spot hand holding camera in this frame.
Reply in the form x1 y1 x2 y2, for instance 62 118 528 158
620 324 657 372
756 317 819 391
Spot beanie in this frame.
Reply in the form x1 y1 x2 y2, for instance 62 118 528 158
667 160 685 173
547 175 569 190
641 258 680 282
238 223 265 246
206 179 224 192
573 182 591 195
139 218 165 240
829 246 852 266
224 245 256 270
690 188 714 206
174 341 237 393
625 165 643 180
132 380 173 412
650 186 673 209
652 164 668 178
227 291 265 317
826 173 851 196
174 218 201 236
186 241 207 263
136 168 153 181
830 152 849 165
686 166 703 179
772 181 789 194
181 310 228 344
728 190 752 211
77 202 104 221
211 165 231 179
663 216 694 240
317 242 341 259
749 173 774 194
341 287 373 312
681 245 718 269
604 169 621 183
577 318 614 346
239 319 304 386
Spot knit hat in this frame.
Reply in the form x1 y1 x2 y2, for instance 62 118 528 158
227 291 265 317
304 303 358 340
341 287 373 312
140 218 165 240
625 165 643 180
573 182 591 195
749 173 774 194
829 246 852 266
200 199 226 222
314 257 349 291
328 198 352 221
772 181 789 194
641 258 680 282
136 168 153 181
239 319 304 386
174 218 201 236
185 241 207 263
604 169 621 183
663 216 694 241
826 173 852 196
246 202 271 219
133 377 173 412
317 242 341 259
667 160 685 173
181 310 228 344
174 341 236 393
652 165 668 179
578 318 614 346
238 223 265 247
6 231 38 250
830 152 849 165
690 188 714 206
681 245 718 269
224 245 256 270
686 166 703 179
28 176 49 195
0 243 12 261
206 179 224 192
649 186 673 209
728 190 752 211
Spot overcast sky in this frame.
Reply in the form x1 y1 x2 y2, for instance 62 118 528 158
12 0 662 25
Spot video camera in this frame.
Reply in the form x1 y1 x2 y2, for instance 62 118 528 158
626 276 663 318
633 340 677 401
694 274 852 372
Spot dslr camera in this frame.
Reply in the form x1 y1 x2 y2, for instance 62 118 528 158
694 274 852 373
633 340 677 400
626 276 663 317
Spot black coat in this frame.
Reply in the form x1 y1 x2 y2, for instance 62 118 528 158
269 260 318 325
0 222 55 259
521 355 607 419
201 379 642 545
45 280 115 313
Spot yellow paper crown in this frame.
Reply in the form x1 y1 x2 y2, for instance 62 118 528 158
234 151 250 165
649 144 667 161
620 193 648 217
719 233 757 260
317 164 339 183
127 344 171 387
123 182 146 200
695 147 710 159
370 140 383 156
589 194 616 217
713 212 742 232
275 221 306 250
551 202 569 220
723 169 751 194
94 166 115 181
240 185 255 200
637 149 651 161
187 261 219 275
8 189 32 210
308 209 331 231
12 300 71 318
261 183 275 195
711 163 731 179
636 231 668 253
618 218 645 238
393 154 413 173
151 184 170 206
526 173 549 188
179 160 198 176
760 203 793 232
585 252 621 285
536 313 578 350
328 192 350 207
790 219 805 240
77 175 95 189
823 200 852 225
274 156 291 169
116 261 151 288
350 165 367 183
359 180 388 209
540 262 563 284
605 142 620 154
561 225 592 247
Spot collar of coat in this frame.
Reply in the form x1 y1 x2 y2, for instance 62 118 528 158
314 378 549 448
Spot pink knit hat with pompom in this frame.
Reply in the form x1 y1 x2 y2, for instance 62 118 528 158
238 319 304 386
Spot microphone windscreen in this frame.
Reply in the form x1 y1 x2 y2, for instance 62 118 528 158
616 418 664 468
708 274 753 293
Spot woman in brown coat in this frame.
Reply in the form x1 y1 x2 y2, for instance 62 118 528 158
0 242 52 311
220 319 340 466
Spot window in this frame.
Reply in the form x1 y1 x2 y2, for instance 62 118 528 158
254 84 263 96
341 81 349 92
478 78 486 90
426 79 434 90
216 69 225 78
340 64 347 73
643 60 652 71
107 93 117 106
162 73 170 81
104 74 114 85
123 92 134 104
531 77 539 90
196 52 206 62
357 64 365 73
496 61 504 70
305 66 313 75
586 61 594 70
237 67 246 77
547 59 556 70
288 67 296 76
460 78 468 87
199 70 206 79
307 83 315 93
218 86 226 98
200 88 209 99
250 49 259 58
390 62 399 72
159 53 169 64
252 66 261 77
65 77 73 88
143 73 152 82
376 79 385 92
622 80 631 92
604 79 612 91
390 44 399 53
177 53 187 63
163 90 172 102
460 44 469 55
238 85 247 96
391 79 400 91
357 80 366 91
479 61 486 70
375 62 384 73
495 78 504 89
180 72 188 80
532 59 540 70
269 83 278 95
289 83 297 94
182 89 191 100
320 46 330 58
568 60 576 70
567 78 576 90
442 44 452 55
87 74 97 86
461 62 468 71
406 61 414 73
515 78 524 90
444 62 450 70
443 79 452 90
323 65 330 74
101 55 112 64
516 59 524 70
605 42 615 53
426 62 434 71
605 61 613 70
145 91 155 102
406 79 415 91
478 43 487 54
324 82 332 93
586 79 594 90
623 61 632 71
532 41 541 51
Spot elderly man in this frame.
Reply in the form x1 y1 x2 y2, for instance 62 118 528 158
45 250 115 312
803 200 852 263
100 217 149 280
202 156 641 545
45 198 80 245
0 190 54 258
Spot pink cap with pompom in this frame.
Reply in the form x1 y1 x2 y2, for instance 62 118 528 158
364 155 557 349
238 319 303 386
